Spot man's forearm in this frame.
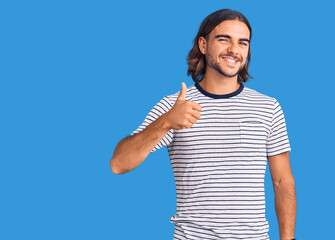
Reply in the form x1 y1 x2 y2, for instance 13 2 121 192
110 113 171 174
274 179 297 240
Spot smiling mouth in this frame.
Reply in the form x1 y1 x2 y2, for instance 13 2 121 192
222 56 239 64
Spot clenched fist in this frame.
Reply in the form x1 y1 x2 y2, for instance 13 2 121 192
164 82 202 130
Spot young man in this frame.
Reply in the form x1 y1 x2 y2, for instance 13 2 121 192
110 9 296 240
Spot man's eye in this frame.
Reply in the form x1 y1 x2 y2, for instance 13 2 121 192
219 39 228 42
240 42 247 46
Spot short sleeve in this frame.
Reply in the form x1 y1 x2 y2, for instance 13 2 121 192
130 96 174 153
266 99 291 157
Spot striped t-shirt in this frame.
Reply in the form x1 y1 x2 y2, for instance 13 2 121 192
130 81 291 240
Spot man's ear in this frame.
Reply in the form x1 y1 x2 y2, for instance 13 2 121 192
198 36 207 55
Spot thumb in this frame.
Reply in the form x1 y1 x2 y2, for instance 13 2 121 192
177 82 187 101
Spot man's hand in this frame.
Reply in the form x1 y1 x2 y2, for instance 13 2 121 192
164 82 202 130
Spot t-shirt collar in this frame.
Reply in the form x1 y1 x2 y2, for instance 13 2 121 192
194 81 244 99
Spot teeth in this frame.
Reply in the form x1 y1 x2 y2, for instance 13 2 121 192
224 57 237 63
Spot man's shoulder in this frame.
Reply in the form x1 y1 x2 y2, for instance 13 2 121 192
243 85 277 103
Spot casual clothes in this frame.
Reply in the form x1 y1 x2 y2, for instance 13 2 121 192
130 82 291 240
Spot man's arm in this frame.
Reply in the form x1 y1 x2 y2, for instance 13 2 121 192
110 113 171 175
268 151 296 240
110 82 202 175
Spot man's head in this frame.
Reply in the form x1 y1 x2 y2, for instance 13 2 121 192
187 9 253 83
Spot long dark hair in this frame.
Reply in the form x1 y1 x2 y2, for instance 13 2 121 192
187 9 253 83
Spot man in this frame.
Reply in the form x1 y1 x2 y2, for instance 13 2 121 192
110 9 296 240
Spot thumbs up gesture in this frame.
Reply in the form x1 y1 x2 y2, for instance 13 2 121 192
164 82 202 130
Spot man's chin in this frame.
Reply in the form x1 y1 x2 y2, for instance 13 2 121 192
210 63 243 78
220 66 244 78
219 70 240 78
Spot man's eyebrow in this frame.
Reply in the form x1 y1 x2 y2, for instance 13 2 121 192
214 34 250 43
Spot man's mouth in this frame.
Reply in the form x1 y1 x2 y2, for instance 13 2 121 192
222 56 239 64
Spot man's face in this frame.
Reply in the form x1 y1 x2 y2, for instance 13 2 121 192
199 19 250 78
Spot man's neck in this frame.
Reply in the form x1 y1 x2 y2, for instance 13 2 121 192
199 70 240 95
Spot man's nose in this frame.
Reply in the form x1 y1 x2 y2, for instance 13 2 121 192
227 42 238 55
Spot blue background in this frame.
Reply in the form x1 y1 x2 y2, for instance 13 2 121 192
1 0 334 239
